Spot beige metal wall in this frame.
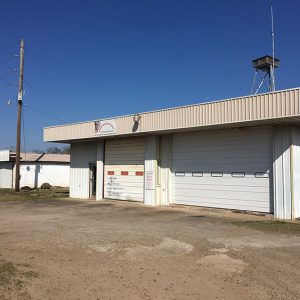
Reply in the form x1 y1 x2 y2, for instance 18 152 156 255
44 88 300 142
70 141 104 199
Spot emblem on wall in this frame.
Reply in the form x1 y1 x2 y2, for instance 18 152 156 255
94 119 117 136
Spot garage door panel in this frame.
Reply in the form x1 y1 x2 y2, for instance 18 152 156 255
172 195 270 205
173 151 270 160
173 184 270 194
105 176 144 183
171 198 270 211
174 129 271 141
172 176 269 185
172 127 273 213
106 180 144 189
105 185 144 194
172 189 269 201
173 166 270 174
173 143 271 151
104 191 143 201
104 137 144 202
107 154 144 164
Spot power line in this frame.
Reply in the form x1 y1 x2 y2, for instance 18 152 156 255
0 45 14 56
0 57 18 72
24 78 50 108
0 20 20 43
23 77 68 122
24 103 66 123
0 74 16 86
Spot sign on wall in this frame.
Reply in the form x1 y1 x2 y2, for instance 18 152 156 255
94 119 117 136
145 171 155 190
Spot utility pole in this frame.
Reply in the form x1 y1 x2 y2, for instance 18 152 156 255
15 39 24 192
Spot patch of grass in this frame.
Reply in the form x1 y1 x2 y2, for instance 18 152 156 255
233 220 300 235
0 260 17 285
0 188 69 201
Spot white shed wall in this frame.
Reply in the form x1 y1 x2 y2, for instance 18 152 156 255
0 162 13 188
18 163 69 188
0 150 10 162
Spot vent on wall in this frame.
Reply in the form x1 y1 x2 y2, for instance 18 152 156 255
192 172 203 177
175 172 185 177
231 172 245 177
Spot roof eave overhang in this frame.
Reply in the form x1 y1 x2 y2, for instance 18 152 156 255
45 116 300 144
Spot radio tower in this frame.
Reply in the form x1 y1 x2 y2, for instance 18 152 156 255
251 6 279 94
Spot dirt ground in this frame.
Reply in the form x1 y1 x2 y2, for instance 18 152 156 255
0 195 300 300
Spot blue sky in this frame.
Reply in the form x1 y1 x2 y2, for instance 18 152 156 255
0 0 300 150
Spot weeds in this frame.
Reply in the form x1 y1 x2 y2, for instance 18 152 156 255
0 260 17 285
0 188 69 201
233 220 300 235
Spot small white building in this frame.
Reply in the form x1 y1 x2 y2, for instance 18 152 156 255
0 150 70 189
44 88 300 220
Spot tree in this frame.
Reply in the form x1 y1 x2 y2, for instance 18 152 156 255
31 149 43 154
45 146 70 154
46 147 62 154
61 146 70 154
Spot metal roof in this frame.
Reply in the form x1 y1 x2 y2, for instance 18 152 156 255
0 150 70 163
44 87 300 143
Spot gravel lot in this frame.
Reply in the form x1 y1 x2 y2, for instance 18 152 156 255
0 197 300 299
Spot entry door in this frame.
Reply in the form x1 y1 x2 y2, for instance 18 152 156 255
171 127 273 213
104 137 145 201
89 163 96 198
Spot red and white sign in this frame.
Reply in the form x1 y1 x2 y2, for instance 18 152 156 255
145 171 155 190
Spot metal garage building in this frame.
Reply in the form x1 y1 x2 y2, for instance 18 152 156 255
44 88 300 220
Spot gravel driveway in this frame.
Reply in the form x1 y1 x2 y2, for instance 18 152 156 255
0 198 299 299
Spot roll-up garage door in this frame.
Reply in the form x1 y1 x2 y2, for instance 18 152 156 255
104 137 145 201
171 127 273 213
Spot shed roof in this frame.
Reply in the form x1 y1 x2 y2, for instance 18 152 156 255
0 150 70 163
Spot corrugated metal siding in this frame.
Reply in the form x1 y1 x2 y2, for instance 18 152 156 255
273 127 292 219
70 142 97 198
44 88 300 142
171 126 273 212
0 162 13 188
292 127 300 219
104 137 145 201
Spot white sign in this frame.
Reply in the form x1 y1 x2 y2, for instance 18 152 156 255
18 91 23 101
94 119 116 136
145 171 155 190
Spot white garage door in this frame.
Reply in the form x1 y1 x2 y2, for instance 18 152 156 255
104 137 145 201
171 127 273 213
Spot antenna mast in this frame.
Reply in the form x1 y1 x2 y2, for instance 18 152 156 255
271 6 275 91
